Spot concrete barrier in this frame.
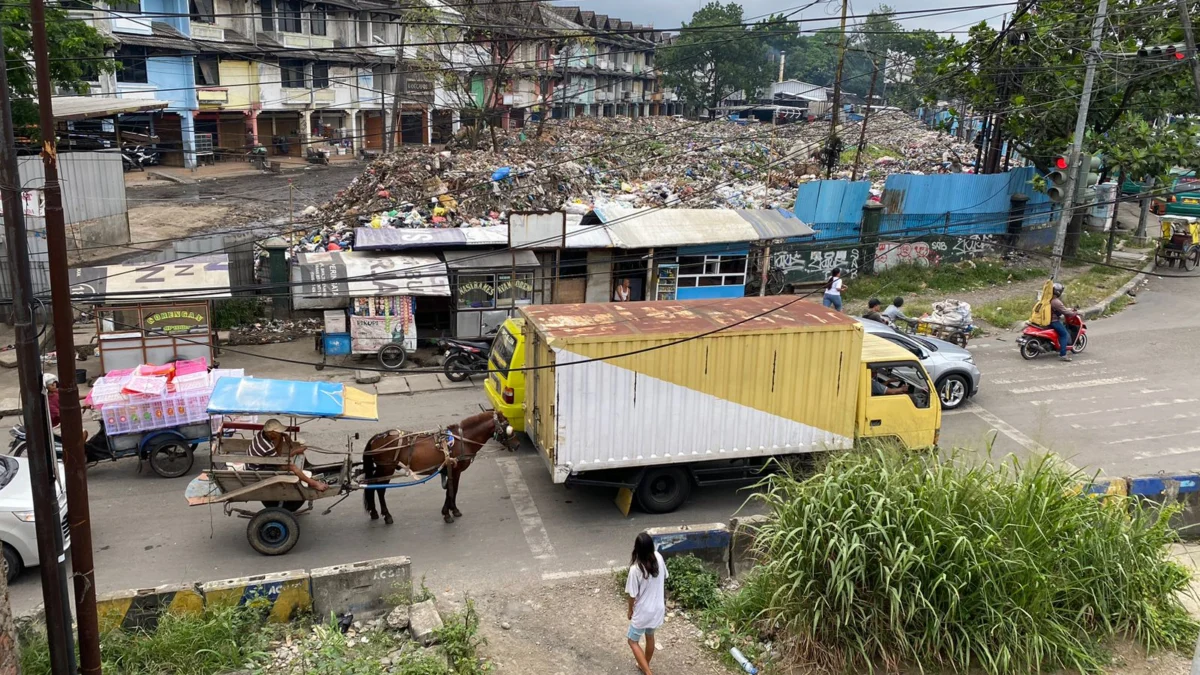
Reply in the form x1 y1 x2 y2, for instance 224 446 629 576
1083 477 1128 498
96 582 205 633
310 556 411 622
646 523 731 577
728 514 770 579
1127 474 1200 538
200 570 312 624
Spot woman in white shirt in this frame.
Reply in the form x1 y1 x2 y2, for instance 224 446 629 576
822 267 846 311
625 532 668 675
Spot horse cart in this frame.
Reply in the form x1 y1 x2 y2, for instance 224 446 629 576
184 376 380 555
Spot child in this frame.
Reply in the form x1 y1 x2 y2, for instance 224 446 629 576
625 532 668 675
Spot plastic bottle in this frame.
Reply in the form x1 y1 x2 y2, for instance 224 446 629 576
729 647 757 674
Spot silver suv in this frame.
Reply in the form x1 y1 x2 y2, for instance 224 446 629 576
857 318 981 409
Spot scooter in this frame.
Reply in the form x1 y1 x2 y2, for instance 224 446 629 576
1016 313 1088 360
438 335 494 383
8 424 111 463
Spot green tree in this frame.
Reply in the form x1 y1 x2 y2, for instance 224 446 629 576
661 2 770 117
2 5 114 131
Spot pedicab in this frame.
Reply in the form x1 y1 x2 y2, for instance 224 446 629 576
1154 215 1200 270
184 376 379 555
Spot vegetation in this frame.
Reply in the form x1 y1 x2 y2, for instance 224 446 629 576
659 3 771 116
213 298 265 330
434 600 491 674
973 295 1036 329
721 449 1198 674
842 258 1046 303
664 555 721 612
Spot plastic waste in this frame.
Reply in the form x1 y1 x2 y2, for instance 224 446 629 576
729 647 757 674
491 167 512 182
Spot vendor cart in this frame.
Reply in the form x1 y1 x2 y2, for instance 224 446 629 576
1154 216 1200 271
315 300 411 371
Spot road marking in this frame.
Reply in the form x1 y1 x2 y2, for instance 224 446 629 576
496 457 557 561
541 566 626 581
1071 410 1200 430
1055 398 1199 418
1009 376 1146 394
1031 389 1169 406
969 406 1048 454
1105 429 1200 445
1133 446 1200 460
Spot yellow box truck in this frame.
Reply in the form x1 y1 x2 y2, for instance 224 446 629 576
509 297 941 513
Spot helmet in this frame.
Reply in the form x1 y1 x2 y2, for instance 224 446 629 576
42 373 58 388
1052 282 1064 297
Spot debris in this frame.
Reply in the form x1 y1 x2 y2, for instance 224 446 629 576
408 599 443 646
355 369 381 385
228 318 322 345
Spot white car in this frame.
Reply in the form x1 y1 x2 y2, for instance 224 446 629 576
0 455 69 583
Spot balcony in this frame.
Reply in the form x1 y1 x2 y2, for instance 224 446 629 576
595 91 611 102
314 88 336 104
116 82 157 97
503 92 536 108
620 63 633 73
197 87 228 105
596 58 612 71
111 11 152 35
281 88 310 106
190 22 224 41
274 32 336 49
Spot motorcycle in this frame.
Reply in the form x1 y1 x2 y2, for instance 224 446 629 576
439 334 495 383
8 424 111 463
121 145 160 172
1016 313 1088 360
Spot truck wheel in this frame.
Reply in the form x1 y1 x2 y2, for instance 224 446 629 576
636 467 691 514
247 507 300 556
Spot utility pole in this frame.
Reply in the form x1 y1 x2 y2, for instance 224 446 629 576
1176 0 1200 101
389 23 409 152
0 20 76 675
851 56 881 181
1050 0 1108 279
826 0 849 178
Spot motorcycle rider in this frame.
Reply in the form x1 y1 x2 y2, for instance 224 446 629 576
1049 282 1077 362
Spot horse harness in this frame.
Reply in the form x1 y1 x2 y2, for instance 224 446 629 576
365 415 507 481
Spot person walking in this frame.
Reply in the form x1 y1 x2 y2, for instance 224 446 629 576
625 532 668 675
822 268 845 311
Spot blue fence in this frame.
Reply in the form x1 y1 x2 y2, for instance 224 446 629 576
793 180 872 242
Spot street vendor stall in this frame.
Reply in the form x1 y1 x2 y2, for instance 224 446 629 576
69 256 231 373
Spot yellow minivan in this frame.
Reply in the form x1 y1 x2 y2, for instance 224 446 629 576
483 318 526 432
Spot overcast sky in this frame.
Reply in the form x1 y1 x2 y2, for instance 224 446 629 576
566 0 1007 37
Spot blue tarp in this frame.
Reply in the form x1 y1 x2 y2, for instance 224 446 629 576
206 377 379 420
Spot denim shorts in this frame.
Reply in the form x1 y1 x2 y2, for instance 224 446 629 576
627 623 656 641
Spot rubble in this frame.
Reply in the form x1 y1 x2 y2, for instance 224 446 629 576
284 113 977 256
228 318 322 345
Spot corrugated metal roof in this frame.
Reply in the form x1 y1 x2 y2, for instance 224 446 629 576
769 80 828 101
443 249 539 270
734 209 814 240
476 219 613 249
591 206 761 248
521 297 856 342
793 180 871 241
46 97 169 122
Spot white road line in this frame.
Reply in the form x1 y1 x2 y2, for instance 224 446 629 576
1055 398 1199 419
992 368 1109 385
541 566 626 581
1070 410 1200 430
1030 388 1170 406
1133 446 1200 460
1009 376 1147 394
969 406 1048 454
496 456 557 561
1105 429 1200 445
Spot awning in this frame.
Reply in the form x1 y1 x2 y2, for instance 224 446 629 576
207 377 378 420
589 206 759 248
353 226 507 251
69 255 231 302
734 209 814 240
443 249 539 270
47 96 170 122
294 250 449 298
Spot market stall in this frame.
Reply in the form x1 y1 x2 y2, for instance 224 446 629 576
443 249 539 338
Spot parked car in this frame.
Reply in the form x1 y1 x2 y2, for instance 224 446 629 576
857 318 981 409
0 455 69 583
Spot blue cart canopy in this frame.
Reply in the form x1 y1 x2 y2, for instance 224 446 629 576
206 377 378 421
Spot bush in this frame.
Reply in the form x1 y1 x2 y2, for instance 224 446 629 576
213 297 264 329
434 600 490 674
726 449 1198 674
665 555 721 612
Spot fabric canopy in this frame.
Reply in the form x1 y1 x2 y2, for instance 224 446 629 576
206 377 378 420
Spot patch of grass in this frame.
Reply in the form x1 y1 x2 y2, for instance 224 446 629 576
974 295 1038 328
1065 265 1135 309
282 618 397 675
843 259 1046 303
386 574 434 607
1074 230 1128 265
665 555 721 612
434 599 490 674
723 449 1199 674
1104 293 1133 316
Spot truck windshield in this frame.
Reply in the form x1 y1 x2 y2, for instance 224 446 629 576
492 326 518 377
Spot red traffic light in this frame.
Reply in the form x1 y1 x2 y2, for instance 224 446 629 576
1177 51 1187 60
1054 156 1069 170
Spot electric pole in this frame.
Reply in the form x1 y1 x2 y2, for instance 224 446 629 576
1050 0 1108 279
0 20 76 675
30 0 103 671
826 0 849 178
389 23 409 152
852 56 881 181
1176 0 1200 101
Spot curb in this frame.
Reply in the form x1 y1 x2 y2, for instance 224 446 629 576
144 169 196 185
1081 259 1154 320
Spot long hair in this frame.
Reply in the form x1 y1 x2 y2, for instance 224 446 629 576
825 267 842 291
630 532 659 579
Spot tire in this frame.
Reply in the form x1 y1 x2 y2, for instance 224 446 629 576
378 343 407 370
247 507 300 556
10 442 25 457
148 441 194 478
937 374 970 410
1072 332 1088 354
1019 340 1041 360
443 355 471 382
2 543 20 584
1185 253 1195 272
261 500 305 512
635 467 692 514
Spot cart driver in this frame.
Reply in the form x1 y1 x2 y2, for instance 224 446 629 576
249 418 328 492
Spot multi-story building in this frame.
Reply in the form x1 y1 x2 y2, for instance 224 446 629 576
546 7 659 119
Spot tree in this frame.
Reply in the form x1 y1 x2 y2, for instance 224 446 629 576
660 2 770 117
2 5 114 131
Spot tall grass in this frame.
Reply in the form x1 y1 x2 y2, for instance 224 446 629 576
724 449 1198 674
843 260 1046 303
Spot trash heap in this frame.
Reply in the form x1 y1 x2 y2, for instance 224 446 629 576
293 113 977 253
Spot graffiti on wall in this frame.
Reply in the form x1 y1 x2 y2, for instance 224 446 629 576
772 248 863 280
774 234 997 283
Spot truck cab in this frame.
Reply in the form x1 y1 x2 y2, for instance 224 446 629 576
857 334 942 448
483 318 526 432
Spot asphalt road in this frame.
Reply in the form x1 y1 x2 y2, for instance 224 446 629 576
9 271 1200 613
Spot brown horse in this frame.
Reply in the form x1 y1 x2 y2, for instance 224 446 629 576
361 411 518 524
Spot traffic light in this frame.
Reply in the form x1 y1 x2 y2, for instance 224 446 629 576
1076 153 1102 203
1047 154 1072 203
1137 44 1187 60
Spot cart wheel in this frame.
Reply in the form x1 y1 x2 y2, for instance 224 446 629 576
148 441 194 478
378 343 407 370
315 363 325 371
261 500 305 512
1184 253 1195 272
247 507 300 556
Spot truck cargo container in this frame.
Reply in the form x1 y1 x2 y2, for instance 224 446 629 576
516 297 941 513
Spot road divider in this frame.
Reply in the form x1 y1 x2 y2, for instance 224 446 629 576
310 556 411 622
646 523 731 577
200 569 312 624
96 582 205 633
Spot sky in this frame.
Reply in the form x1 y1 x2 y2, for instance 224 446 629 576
564 0 1008 37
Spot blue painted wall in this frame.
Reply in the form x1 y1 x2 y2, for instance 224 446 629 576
793 180 872 242
142 0 190 35
147 56 197 112
677 285 746 300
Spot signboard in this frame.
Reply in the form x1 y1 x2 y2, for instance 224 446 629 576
142 307 208 334
70 255 232 302
0 190 45 218
295 251 450 298
350 314 416 352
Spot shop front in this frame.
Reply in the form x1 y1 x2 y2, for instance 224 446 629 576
444 250 539 338
664 244 750 300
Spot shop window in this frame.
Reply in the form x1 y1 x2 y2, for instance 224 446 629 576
457 275 495 309
278 0 301 33
870 365 932 409
309 6 326 35
115 46 148 84
676 254 746 288
259 0 273 31
312 62 329 88
110 0 141 12
496 273 533 307
189 0 214 22
195 57 220 86
280 59 306 88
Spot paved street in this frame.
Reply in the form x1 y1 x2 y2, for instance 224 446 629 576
9 270 1200 614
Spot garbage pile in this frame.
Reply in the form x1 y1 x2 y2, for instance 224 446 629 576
929 299 974 328
229 318 323 345
293 113 975 254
